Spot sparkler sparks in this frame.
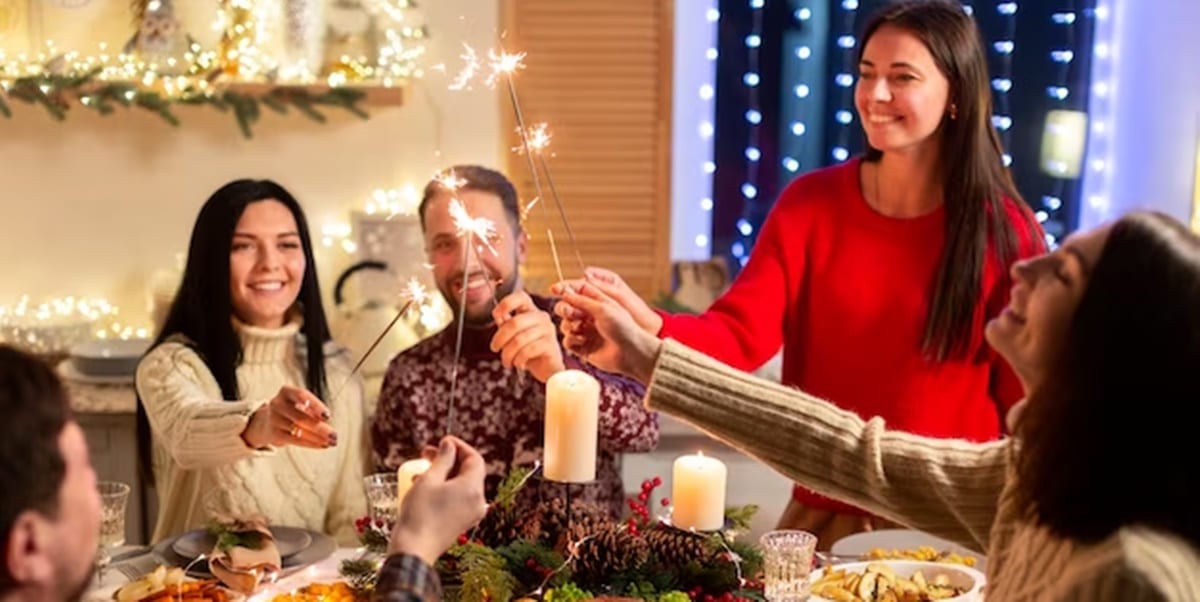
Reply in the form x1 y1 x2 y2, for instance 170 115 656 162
448 43 479 91
512 123 552 155
449 197 500 256
445 44 526 90
485 48 525 87
400 277 431 306
433 170 469 193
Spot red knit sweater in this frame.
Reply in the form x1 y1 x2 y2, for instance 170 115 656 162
660 157 1044 513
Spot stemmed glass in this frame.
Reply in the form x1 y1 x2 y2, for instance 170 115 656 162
96 481 130 581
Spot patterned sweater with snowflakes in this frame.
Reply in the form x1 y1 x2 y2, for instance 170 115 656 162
371 293 659 516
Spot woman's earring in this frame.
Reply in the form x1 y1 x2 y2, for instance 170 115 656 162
949 103 958 120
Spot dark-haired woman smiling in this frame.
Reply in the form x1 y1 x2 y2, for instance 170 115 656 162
136 179 366 544
559 211 1200 599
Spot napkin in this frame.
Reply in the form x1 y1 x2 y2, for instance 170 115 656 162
207 515 282 594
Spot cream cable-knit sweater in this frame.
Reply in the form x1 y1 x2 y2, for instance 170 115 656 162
648 340 1200 601
136 319 368 545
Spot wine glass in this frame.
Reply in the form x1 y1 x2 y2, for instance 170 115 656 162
363 473 399 527
96 481 130 580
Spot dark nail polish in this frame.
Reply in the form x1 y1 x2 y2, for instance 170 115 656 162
321 411 331 420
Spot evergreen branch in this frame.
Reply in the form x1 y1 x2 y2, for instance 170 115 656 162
206 520 265 553
289 96 327 123
450 543 518 602
724 505 759 532
494 465 533 511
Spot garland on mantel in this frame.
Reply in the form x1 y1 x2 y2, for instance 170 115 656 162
0 67 369 139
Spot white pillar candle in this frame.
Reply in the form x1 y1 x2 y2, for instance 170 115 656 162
543 369 600 483
396 458 432 508
672 452 727 531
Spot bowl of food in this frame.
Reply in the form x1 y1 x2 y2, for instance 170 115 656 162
69 338 151 377
809 560 985 602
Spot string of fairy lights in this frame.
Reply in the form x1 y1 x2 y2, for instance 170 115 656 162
729 1 767 268
1038 2 1082 247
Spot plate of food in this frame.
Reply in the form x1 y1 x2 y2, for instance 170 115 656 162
104 565 244 602
152 527 336 578
831 529 986 571
170 526 313 561
809 560 985 602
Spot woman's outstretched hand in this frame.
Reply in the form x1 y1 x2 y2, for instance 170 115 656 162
553 280 662 385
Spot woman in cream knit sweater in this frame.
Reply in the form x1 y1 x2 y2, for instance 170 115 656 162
136 180 366 545
556 211 1200 600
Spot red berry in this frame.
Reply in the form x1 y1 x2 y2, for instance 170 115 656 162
638 492 649 502
641 479 653 490
457 534 468 545
661 497 671 507
652 476 663 487
704 595 714 602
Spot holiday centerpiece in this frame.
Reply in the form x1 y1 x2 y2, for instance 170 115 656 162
341 465 765 602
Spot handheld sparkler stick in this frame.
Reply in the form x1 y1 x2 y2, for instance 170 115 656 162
330 278 429 402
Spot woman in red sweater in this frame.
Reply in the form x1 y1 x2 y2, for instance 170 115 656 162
555 0 1043 549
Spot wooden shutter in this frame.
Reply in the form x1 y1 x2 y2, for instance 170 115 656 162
502 0 673 298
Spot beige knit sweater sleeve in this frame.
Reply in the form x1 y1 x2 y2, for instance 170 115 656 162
646 340 1008 552
136 342 270 469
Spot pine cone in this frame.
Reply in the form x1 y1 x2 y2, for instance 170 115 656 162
522 497 610 547
644 525 713 567
473 505 525 548
572 523 650 584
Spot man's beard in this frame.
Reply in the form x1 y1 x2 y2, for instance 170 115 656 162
440 269 519 327
62 563 95 602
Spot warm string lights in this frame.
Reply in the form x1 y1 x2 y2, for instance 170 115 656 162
1034 2 1083 248
0 296 148 355
780 4 813 179
673 1 718 259
1078 1 1116 230
729 1 766 269
991 2 1018 169
829 0 859 165
0 1 427 133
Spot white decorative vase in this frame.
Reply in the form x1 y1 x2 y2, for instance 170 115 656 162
280 0 326 81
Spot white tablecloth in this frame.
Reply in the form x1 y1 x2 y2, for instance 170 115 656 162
87 547 368 601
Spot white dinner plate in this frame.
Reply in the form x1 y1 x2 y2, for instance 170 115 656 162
170 526 313 560
830 528 987 571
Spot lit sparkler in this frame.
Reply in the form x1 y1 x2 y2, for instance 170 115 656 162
331 278 429 401
449 197 500 256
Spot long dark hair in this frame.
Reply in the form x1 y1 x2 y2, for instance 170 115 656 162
860 1 1043 361
1016 212 1200 547
136 179 332 484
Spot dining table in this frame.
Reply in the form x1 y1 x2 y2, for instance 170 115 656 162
85 545 368 601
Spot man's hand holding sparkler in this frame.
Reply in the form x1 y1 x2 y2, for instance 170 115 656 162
490 290 565 383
